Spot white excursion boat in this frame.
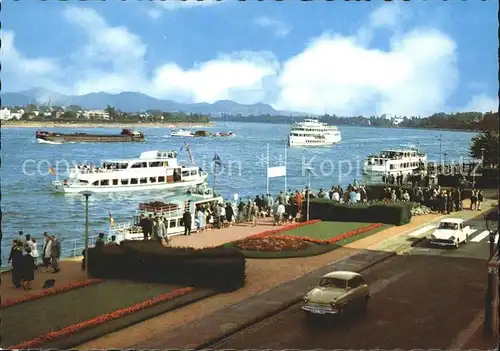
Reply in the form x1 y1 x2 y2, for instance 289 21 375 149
288 118 341 146
52 148 208 194
109 185 224 241
363 148 427 176
170 129 194 137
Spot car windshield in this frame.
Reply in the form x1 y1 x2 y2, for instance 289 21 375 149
319 277 347 288
438 222 458 230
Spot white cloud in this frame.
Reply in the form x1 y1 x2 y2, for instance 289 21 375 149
62 7 148 95
152 51 279 103
275 27 459 116
1 31 60 92
254 16 291 38
461 94 499 113
4 5 495 116
369 3 401 29
147 0 220 17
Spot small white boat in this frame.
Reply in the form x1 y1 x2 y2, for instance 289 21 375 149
170 129 194 137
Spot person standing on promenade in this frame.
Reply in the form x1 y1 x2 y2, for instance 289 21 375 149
50 235 61 273
31 238 39 265
139 214 148 240
95 233 105 249
470 190 478 210
477 190 483 210
42 234 52 272
295 190 303 214
183 209 192 235
10 240 24 288
22 247 37 291
225 202 234 227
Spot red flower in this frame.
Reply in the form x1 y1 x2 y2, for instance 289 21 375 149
1 279 103 308
9 287 194 349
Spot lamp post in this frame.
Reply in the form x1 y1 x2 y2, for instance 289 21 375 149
79 190 93 276
443 153 448 174
436 134 443 172
305 167 312 221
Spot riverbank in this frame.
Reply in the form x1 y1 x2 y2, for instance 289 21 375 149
0 121 215 129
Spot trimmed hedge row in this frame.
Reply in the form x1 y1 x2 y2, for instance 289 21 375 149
303 199 412 226
87 240 246 292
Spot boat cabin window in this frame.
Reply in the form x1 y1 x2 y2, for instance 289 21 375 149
149 177 157 183
130 178 138 185
169 219 177 228
92 181 99 186
112 179 119 185
79 180 89 184
158 176 165 183
131 162 147 168
140 177 147 184
121 179 129 185
190 170 198 176
182 170 190 177
100 179 109 186
390 165 395 170
149 161 163 167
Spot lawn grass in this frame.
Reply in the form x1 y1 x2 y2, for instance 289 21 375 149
1 281 183 348
278 221 379 240
227 222 392 259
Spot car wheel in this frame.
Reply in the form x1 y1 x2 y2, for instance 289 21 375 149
360 297 369 314
465 234 469 243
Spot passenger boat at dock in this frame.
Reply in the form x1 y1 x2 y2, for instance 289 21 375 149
109 185 224 241
363 147 427 176
36 128 145 144
52 147 208 194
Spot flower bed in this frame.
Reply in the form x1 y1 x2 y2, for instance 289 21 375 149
8 286 194 349
249 219 322 239
233 222 384 252
234 236 311 251
1 278 104 308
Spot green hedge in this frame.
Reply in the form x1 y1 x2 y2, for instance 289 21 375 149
87 240 246 292
303 199 412 226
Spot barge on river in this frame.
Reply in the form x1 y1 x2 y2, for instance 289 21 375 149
36 128 145 144
52 148 208 194
109 185 224 241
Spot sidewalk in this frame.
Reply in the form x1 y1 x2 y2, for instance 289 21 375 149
1 219 276 304
76 200 496 349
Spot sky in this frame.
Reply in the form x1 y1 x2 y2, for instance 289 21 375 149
2 0 498 116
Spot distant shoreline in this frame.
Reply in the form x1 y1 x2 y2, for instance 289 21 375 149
0 121 215 129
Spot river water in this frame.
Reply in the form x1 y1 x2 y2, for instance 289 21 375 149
1 122 476 264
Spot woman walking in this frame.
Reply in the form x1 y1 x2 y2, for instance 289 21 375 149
477 190 483 210
197 207 205 233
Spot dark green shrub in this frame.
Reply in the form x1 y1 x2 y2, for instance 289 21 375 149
88 240 246 292
303 199 412 226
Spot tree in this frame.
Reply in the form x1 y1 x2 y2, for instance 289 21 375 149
470 131 499 166
104 105 117 119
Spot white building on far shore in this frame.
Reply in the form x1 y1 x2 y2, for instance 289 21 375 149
0 108 24 120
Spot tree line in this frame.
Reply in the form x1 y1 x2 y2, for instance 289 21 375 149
11 104 211 123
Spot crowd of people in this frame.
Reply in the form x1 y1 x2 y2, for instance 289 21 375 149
7 232 61 290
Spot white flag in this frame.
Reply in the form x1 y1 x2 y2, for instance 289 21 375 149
267 166 286 178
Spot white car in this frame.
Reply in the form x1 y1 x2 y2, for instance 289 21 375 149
430 218 471 248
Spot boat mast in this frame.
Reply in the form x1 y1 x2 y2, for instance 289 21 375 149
184 142 194 164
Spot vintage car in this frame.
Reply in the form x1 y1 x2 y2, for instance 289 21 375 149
302 271 370 318
430 218 471 248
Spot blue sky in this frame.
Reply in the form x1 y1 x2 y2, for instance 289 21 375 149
2 0 498 116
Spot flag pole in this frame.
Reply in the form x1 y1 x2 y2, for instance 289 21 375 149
284 141 287 194
213 154 217 195
266 143 270 195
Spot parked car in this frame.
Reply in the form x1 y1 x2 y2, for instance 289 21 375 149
430 218 471 248
302 271 370 319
